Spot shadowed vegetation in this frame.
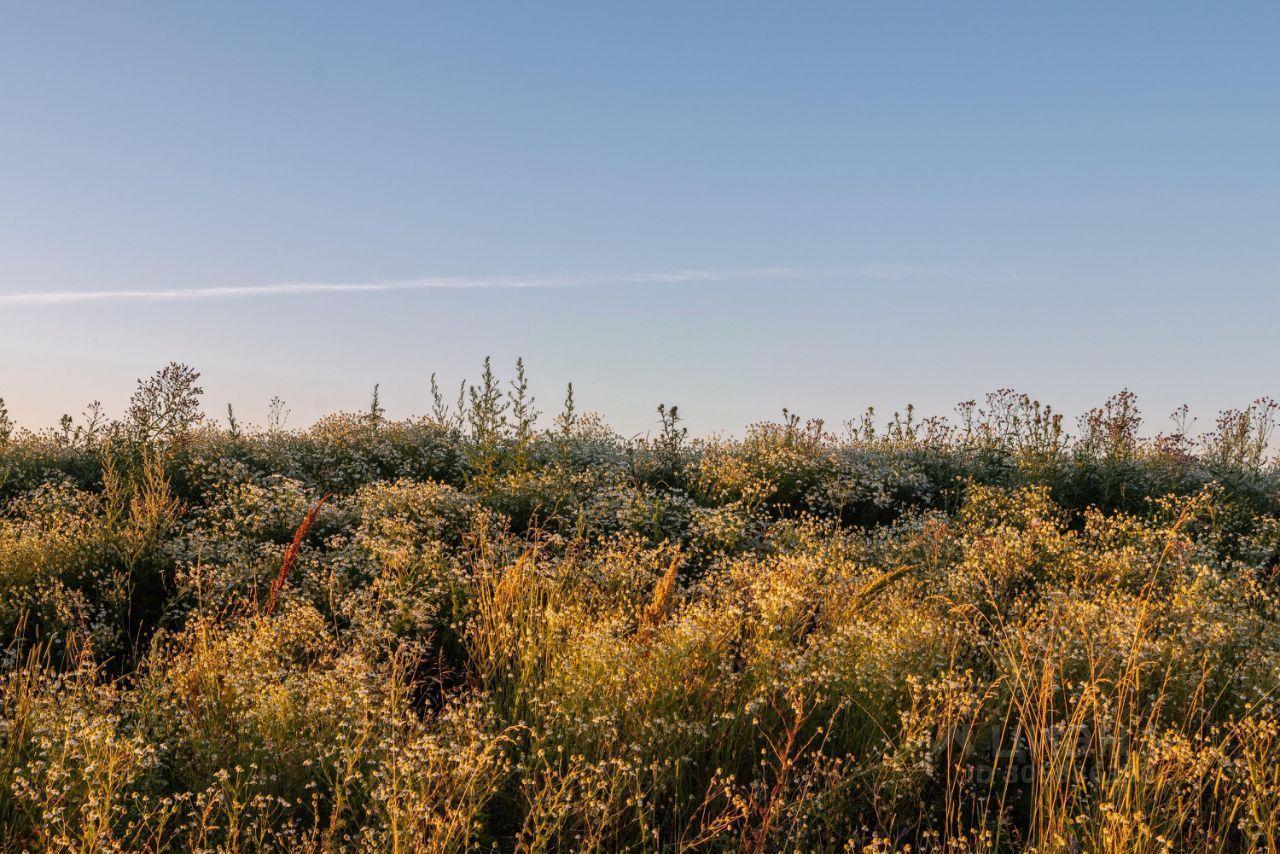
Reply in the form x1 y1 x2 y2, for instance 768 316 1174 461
2 362 1280 851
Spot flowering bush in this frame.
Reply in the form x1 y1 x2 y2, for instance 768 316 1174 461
2 365 1280 849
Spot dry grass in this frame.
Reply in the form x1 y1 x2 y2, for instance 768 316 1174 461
3 378 1280 850
264 493 330 617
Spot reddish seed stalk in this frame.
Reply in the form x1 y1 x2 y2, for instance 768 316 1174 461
265 493 330 616
638 553 681 642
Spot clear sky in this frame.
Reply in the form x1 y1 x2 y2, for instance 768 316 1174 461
2 3 1278 437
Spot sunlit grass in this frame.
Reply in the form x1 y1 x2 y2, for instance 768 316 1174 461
1 364 1279 850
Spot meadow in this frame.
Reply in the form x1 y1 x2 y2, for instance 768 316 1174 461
2 360 1280 852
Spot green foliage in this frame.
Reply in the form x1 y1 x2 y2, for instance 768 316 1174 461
2 362 1280 850
126 363 204 445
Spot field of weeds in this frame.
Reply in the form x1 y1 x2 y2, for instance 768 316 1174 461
2 361 1280 851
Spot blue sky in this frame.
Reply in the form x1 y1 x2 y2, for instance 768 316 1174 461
2 3 1277 436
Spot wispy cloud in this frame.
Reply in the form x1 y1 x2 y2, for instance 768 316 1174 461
0 266 994 307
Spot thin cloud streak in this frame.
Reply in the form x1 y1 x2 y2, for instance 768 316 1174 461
0 266 1004 307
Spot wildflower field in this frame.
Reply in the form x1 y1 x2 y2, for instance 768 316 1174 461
2 361 1280 852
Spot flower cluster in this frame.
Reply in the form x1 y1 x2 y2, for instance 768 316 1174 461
3 368 1280 849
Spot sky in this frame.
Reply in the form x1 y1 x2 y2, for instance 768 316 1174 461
2 2 1278 437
